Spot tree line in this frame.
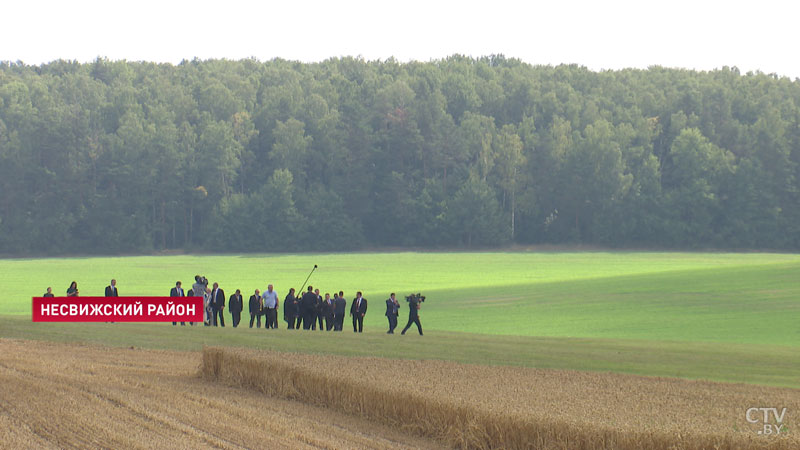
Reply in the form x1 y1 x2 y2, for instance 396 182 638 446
1 56 798 254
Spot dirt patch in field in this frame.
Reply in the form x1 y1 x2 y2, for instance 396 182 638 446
0 339 442 449
203 347 800 449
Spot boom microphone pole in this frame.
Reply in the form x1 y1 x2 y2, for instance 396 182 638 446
298 264 318 294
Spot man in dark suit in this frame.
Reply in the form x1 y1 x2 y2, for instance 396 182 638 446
385 293 400 334
283 288 297 329
323 293 335 331
105 279 119 297
170 281 185 326
300 286 318 330
249 289 262 328
350 291 367 333
229 289 243 328
43 287 54 297
314 288 324 331
211 282 225 327
333 291 346 331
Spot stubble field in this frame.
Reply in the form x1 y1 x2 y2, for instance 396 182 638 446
1 338 797 449
0 339 443 450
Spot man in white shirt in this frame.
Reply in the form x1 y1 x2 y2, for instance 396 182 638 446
261 284 279 329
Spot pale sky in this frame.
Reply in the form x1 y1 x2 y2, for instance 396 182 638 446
3 0 799 79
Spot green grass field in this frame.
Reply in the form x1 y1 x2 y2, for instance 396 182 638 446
2 251 799 387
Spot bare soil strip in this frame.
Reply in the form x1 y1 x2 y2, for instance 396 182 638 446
203 347 800 449
0 339 442 449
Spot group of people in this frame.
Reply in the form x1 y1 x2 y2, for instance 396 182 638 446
43 280 117 298
173 275 424 335
43 277 425 335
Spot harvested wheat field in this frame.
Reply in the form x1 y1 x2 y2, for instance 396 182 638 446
202 347 800 450
0 339 442 450
1 339 798 450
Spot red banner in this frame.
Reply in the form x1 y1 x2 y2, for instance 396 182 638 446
32 297 204 322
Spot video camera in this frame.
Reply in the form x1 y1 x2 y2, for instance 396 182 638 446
405 293 426 303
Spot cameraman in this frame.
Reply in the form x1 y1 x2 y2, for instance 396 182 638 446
401 294 423 336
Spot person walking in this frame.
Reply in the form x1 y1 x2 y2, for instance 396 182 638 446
401 294 423 336
301 286 318 330
333 292 346 331
66 281 79 297
314 288 324 331
350 291 367 333
191 275 207 326
170 281 185 326
249 289 262 328
211 282 225 327
229 289 244 328
385 293 399 334
262 284 279 329
105 279 119 297
284 288 298 329
203 287 213 326
323 293 334 331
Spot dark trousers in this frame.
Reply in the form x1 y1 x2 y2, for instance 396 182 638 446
352 314 364 333
302 311 315 330
231 311 241 328
325 314 334 331
387 314 398 333
402 315 423 335
265 308 277 329
333 314 344 331
286 316 295 329
213 308 225 327
250 313 261 328
316 312 324 330
172 322 185 326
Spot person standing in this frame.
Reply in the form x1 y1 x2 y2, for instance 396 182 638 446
401 294 424 336
262 284 279 329
191 276 206 306
249 289 262 328
66 281 79 297
314 288 324 331
187 288 195 326
323 293 334 331
203 287 213 326
301 286 318 330
333 292 346 331
190 275 207 326
211 282 225 327
170 281 185 326
43 287 54 297
229 289 244 328
350 291 367 333
385 293 400 334
105 279 119 297
283 288 298 329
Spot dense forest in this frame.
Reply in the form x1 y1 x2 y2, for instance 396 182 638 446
1 56 799 254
